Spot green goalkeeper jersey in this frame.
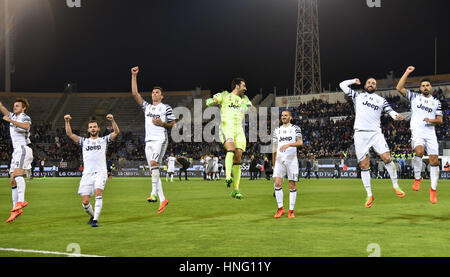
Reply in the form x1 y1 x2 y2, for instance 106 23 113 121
213 91 253 128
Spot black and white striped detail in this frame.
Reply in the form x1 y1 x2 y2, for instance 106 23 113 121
18 145 26 169
165 104 175 122
381 98 394 114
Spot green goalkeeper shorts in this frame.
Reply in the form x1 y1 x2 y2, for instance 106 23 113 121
219 124 246 151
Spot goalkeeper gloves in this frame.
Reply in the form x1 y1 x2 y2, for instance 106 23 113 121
206 98 215 107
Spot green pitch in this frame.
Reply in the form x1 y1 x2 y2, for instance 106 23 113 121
1 177 449 257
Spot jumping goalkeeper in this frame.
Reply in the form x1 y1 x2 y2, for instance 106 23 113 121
206 78 255 199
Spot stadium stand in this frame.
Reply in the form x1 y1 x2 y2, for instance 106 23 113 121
0 83 448 179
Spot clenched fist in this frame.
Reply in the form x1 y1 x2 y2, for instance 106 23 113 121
106 114 114 121
354 78 361 85
131 66 139 75
64 114 72 121
405 66 415 74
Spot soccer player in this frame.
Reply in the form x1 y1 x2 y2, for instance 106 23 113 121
212 153 219 180
166 153 176 182
65 114 120 227
176 154 190 181
1 98 34 223
396 66 443 203
205 154 213 180
340 77 406 208
131 66 175 213
272 110 303 218
205 78 255 199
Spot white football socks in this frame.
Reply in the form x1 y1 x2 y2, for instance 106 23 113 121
289 189 297 211
94 196 103 221
430 166 439 191
361 170 372 197
157 178 165 203
151 167 159 196
384 162 399 189
413 156 423 180
82 203 94 217
274 185 283 209
11 186 18 209
15 176 26 203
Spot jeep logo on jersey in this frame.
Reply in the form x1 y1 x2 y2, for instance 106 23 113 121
228 103 241 109
85 145 101 151
146 113 161 119
417 104 433 113
362 101 379 111
279 136 293 142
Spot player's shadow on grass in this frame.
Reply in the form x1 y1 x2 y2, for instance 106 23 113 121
107 215 154 224
377 213 450 224
170 212 244 224
248 208 343 223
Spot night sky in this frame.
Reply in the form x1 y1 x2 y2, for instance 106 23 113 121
1 0 449 96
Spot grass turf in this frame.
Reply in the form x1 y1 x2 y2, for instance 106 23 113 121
0 176 449 257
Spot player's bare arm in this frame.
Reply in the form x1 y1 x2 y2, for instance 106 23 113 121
396 66 415 97
2 115 31 131
152 118 175 129
424 116 443 125
64 114 80 143
106 114 120 140
0 101 10 116
131 66 144 107
279 138 303 152
272 144 277 167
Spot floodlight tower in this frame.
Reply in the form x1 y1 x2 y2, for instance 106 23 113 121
2 0 12 92
293 0 322 95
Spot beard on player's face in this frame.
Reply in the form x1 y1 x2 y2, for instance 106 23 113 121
365 85 377 93
89 129 99 137
420 83 432 96
281 116 291 124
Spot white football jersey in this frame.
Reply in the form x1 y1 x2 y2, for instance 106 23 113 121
205 156 212 165
213 157 218 166
167 156 176 168
79 134 111 174
340 80 396 132
142 100 176 142
272 124 302 161
9 112 31 149
406 89 443 137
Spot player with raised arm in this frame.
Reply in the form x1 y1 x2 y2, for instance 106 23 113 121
272 111 303 218
396 66 443 203
131 66 176 213
1 98 34 223
340 77 406 208
65 114 120 227
205 78 255 199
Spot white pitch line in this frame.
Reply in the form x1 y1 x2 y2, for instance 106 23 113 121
0 247 106 257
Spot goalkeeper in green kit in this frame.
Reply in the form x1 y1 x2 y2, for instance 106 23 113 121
206 78 255 199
